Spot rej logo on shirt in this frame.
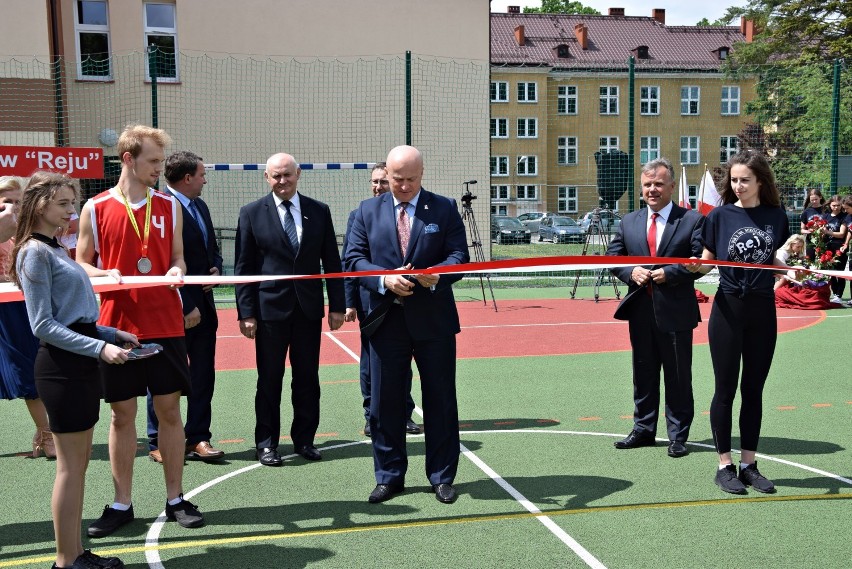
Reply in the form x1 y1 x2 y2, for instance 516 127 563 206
727 227 774 264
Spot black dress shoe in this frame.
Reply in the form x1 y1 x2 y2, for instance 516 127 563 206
613 430 656 449
668 441 689 458
368 483 404 503
296 445 322 461
433 483 457 504
257 447 283 467
405 419 422 434
364 421 372 437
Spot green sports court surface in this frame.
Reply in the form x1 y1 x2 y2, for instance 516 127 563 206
1 286 849 568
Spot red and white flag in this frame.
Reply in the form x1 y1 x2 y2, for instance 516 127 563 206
697 169 721 215
678 166 691 209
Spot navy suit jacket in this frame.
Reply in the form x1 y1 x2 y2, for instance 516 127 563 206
167 189 222 319
344 189 469 341
234 192 345 322
607 204 705 332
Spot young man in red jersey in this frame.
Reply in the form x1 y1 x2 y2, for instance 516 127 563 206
77 124 204 537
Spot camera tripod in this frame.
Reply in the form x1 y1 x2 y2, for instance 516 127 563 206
570 208 620 302
461 182 497 312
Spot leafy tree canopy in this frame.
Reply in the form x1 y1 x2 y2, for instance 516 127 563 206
522 1 601 15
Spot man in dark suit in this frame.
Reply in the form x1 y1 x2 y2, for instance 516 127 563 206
343 162 420 438
234 152 345 467
146 150 225 463
345 145 469 504
606 157 704 458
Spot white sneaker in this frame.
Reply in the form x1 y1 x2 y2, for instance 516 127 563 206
830 294 842 304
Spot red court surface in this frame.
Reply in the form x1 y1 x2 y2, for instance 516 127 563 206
214 298 824 371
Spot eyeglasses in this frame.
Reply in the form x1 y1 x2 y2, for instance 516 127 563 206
370 179 389 185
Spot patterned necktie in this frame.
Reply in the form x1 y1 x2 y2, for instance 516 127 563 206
188 200 209 246
282 200 299 252
647 212 659 257
397 202 410 257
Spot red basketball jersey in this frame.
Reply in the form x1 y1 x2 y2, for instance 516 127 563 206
89 188 184 339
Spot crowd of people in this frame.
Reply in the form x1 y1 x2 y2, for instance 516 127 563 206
1 125 848 566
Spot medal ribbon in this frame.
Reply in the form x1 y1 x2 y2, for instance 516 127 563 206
118 187 152 259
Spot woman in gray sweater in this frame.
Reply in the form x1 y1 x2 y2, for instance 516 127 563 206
11 172 137 569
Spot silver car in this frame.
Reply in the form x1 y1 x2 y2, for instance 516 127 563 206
538 216 583 243
517 211 556 233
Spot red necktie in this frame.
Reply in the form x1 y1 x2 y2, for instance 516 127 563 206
648 212 659 257
397 202 410 257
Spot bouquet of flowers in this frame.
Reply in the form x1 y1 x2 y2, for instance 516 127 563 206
798 219 837 286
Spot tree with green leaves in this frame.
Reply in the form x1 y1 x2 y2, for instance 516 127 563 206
522 1 601 15
723 1 852 193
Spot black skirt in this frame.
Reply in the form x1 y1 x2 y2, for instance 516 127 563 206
34 322 102 433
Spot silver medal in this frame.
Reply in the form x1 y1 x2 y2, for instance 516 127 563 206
137 257 152 274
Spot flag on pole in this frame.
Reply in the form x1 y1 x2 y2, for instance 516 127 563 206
678 166 691 209
697 168 721 215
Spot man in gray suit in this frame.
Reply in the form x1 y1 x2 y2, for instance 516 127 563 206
606 157 704 458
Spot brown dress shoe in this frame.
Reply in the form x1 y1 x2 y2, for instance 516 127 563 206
186 441 225 461
149 449 163 463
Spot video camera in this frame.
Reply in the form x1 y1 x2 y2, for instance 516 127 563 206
461 180 477 207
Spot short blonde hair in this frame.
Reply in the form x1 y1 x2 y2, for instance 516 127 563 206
0 176 26 196
781 233 805 253
117 124 172 158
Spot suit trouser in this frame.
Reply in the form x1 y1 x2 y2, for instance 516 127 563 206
147 309 218 449
369 305 459 485
708 291 776 454
254 308 322 450
627 293 694 442
359 330 415 421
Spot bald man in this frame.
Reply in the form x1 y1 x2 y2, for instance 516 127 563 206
234 153 345 467
345 146 469 504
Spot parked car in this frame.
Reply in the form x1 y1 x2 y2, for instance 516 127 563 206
491 216 531 244
577 209 622 234
538 216 583 243
517 211 556 233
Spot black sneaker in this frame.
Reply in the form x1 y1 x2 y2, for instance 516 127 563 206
714 464 747 494
739 462 776 493
165 494 204 528
77 549 125 568
87 505 134 538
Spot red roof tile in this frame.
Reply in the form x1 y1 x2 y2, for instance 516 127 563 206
491 13 746 70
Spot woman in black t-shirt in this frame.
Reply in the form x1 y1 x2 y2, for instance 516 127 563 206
821 196 848 301
800 188 825 260
687 151 790 496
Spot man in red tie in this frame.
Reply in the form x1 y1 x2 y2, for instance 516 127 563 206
606 158 705 458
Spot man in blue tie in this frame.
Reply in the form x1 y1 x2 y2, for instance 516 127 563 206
147 150 225 463
234 153 345 466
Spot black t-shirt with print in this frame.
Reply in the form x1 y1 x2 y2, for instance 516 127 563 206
801 207 824 227
821 212 845 248
702 204 791 297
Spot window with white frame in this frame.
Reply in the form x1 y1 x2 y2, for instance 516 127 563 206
688 185 698 209
490 81 508 102
490 156 508 176
490 118 508 139
517 155 537 176
640 86 660 115
720 136 738 163
599 136 619 154
557 136 577 165
680 136 700 164
640 136 660 164
517 118 537 138
491 185 510 200
74 0 111 79
491 204 508 215
721 86 740 115
517 185 537 200
681 86 700 115
558 186 578 213
599 86 619 115
144 2 178 81
517 82 537 103
557 85 578 114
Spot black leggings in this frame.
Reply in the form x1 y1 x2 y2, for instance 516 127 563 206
828 247 848 297
708 291 777 454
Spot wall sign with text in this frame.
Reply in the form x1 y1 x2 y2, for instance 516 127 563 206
0 146 105 178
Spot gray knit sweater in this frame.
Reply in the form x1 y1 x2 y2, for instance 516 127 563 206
16 237 117 358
